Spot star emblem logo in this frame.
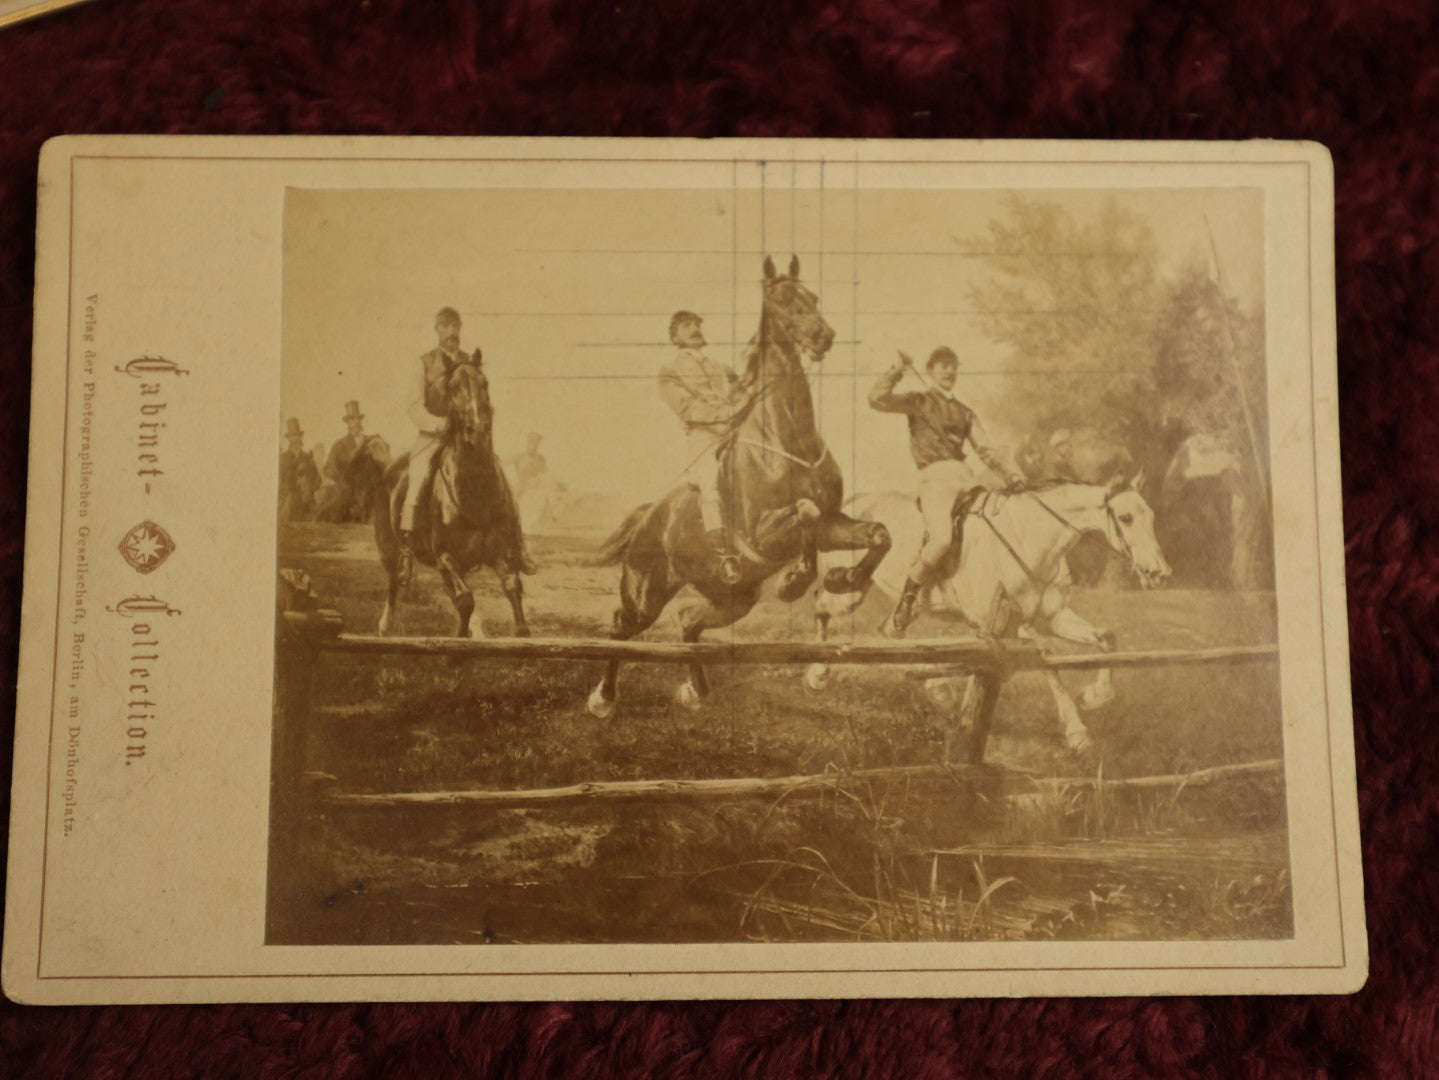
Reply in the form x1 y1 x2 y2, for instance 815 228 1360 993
117 520 175 575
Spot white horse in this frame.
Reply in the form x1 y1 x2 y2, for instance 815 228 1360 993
810 476 1171 754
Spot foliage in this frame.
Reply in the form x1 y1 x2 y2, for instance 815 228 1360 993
965 195 1269 499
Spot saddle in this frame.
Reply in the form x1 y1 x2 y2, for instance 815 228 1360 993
929 485 988 581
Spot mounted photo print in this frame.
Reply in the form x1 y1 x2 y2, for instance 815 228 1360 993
3 136 1362 1002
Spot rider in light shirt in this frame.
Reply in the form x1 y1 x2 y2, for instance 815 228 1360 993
657 310 748 584
868 346 1025 637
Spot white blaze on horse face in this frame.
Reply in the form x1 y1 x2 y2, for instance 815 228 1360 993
1109 488 1171 585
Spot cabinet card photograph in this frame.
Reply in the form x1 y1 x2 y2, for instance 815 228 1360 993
4 137 1363 1002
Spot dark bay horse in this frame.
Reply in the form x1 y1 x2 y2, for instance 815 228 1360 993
348 361 530 638
588 255 892 718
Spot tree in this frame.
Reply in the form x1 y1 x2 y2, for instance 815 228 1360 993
965 195 1272 588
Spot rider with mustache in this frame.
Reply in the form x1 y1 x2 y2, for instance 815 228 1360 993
397 306 537 587
869 346 1025 637
658 310 748 585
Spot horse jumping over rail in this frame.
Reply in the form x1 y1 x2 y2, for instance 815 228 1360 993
589 255 892 719
347 360 531 639
811 477 1172 755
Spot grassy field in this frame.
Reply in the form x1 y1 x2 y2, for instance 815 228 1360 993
270 518 1291 946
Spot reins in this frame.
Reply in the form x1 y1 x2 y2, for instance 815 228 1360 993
666 289 830 484
970 487 1142 589
1023 488 1139 570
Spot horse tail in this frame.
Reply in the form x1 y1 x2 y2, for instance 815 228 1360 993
592 503 652 565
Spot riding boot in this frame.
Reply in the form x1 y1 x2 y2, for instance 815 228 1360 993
881 576 924 639
706 528 743 586
398 530 415 587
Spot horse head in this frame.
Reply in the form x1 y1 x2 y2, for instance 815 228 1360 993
446 361 492 449
344 434 390 493
761 255 836 364
1103 470 1172 589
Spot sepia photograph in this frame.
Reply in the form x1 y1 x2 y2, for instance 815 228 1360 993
269 177 1287 947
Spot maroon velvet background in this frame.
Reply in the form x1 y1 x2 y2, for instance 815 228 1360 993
0 0 1431 1074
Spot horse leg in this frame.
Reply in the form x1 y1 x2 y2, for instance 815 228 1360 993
435 552 479 639
588 562 678 720
1047 606 1116 710
1043 670 1092 755
804 611 831 692
675 591 759 710
813 514 892 595
498 568 531 638
776 526 819 604
808 540 885 691
378 575 400 636
375 503 402 636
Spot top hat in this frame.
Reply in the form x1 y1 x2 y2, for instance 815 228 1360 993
343 401 364 422
285 417 304 439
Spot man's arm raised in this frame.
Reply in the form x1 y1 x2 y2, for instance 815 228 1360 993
867 353 925 414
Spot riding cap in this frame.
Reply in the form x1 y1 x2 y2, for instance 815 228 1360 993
926 346 959 370
669 310 702 341
435 306 462 326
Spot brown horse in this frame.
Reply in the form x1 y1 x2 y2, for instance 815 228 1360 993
588 255 892 718
348 360 530 638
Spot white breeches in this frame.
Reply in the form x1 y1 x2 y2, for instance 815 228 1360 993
401 431 443 531
912 458 979 581
685 428 725 534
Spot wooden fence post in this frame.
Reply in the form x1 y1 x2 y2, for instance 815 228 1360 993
268 570 342 920
964 671 1004 764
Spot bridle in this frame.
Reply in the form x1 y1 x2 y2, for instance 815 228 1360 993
974 486 1147 590
701 280 833 472
1025 487 1141 573
447 362 489 445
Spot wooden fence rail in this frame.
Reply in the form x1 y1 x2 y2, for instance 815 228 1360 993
270 572 1283 843
299 618 1280 674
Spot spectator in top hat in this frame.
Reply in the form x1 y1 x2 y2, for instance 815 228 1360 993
318 400 387 523
279 417 321 523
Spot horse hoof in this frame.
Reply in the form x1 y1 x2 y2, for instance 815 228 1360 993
796 498 821 521
1079 684 1115 711
587 683 616 720
676 680 704 711
803 664 829 692
1066 727 1093 756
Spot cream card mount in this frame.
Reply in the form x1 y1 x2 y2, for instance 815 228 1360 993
3 136 1362 1003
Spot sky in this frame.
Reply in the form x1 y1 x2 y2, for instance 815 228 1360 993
280 183 1263 504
